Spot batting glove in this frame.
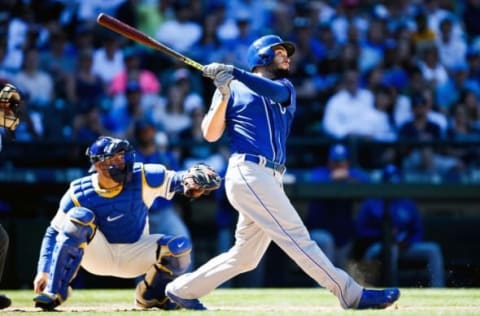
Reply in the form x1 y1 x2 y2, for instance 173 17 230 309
203 63 233 79
214 70 233 97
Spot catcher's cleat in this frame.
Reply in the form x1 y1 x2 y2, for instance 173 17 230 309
0 294 11 309
356 288 400 309
166 291 206 310
33 293 61 311
135 297 179 310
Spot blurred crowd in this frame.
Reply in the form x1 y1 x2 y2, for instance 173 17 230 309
1 0 480 180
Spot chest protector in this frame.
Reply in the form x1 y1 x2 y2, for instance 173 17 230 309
70 165 148 243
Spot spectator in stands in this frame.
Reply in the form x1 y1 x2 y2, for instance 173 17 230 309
355 164 445 287
108 46 160 97
190 14 226 66
444 103 480 170
221 11 258 69
153 68 202 143
305 143 370 269
329 0 368 45
398 91 462 179
179 105 226 172
72 24 95 54
460 89 480 131
411 10 436 54
38 30 77 102
155 0 202 54
322 68 376 140
424 0 463 42
466 47 480 86
91 32 125 87
358 18 388 74
103 81 145 139
417 44 449 88
436 63 480 115
0 37 16 81
71 105 108 143
435 16 467 72
13 48 53 108
69 49 106 117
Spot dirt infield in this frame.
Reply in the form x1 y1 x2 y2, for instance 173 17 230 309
3 288 479 315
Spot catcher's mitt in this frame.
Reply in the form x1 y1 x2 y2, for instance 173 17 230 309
183 163 221 198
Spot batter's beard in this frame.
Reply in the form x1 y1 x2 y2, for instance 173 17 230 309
273 68 290 78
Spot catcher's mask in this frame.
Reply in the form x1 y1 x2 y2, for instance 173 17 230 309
86 136 135 184
0 83 21 131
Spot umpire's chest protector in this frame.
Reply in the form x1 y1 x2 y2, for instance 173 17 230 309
70 166 148 244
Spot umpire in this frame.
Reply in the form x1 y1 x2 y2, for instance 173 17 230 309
0 81 22 309
0 225 10 309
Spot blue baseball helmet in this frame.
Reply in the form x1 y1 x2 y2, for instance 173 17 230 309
246 35 295 71
86 136 135 183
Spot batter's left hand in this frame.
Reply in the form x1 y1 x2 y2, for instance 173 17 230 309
203 63 233 79
214 71 233 97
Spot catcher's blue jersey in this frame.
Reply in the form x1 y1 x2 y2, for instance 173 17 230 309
226 78 296 165
54 162 174 243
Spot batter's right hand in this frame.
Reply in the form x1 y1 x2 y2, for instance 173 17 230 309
33 272 49 294
203 63 233 79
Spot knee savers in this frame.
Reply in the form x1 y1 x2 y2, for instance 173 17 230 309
136 235 192 309
157 235 192 275
44 207 96 303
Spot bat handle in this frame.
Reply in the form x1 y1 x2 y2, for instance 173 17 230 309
183 58 204 71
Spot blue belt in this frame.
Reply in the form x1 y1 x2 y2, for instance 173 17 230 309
243 154 286 174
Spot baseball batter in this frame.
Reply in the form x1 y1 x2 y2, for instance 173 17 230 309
32 136 220 311
165 35 400 310
0 82 21 310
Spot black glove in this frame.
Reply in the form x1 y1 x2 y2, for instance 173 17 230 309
182 163 222 198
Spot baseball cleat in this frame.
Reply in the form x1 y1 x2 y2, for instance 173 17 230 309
166 291 207 310
0 294 11 309
356 288 400 309
135 297 179 310
33 293 61 311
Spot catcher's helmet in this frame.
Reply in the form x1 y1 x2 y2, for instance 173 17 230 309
246 35 295 71
86 136 135 183
0 82 21 131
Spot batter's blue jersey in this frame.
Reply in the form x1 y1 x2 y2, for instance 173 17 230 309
226 78 296 165
53 162 176 243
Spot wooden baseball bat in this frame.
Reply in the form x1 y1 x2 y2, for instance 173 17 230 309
96 13 204 71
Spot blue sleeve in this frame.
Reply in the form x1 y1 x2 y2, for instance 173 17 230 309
37 226 58 274
169 172 185 193
232 68 290 103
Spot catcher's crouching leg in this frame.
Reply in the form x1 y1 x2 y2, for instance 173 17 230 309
34 207 96 311
136 235 192 309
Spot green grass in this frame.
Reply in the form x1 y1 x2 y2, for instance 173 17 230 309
2 288 480 315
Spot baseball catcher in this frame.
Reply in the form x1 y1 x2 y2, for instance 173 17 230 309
32 136 221 311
